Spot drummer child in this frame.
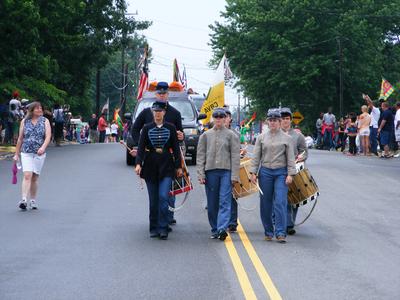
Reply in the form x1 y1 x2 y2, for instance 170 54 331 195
135 100 183 240
197 108 240 240
250 108 296 243
280 108 308 235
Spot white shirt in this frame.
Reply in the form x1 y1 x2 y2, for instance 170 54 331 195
369 106 380 128
111 123 118 134
395 110 400 141
323 113 336 125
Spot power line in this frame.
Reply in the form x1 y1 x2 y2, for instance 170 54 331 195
146 37 212 52
139 18 209 33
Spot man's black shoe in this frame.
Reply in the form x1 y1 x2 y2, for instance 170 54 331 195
150 232 159 238
287 227 296 235
159 232 168 240
218 230 228 241
228 225 237 232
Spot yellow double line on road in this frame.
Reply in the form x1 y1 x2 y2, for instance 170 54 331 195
224 221 282 300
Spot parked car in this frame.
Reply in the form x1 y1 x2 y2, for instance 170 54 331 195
124 91 206 166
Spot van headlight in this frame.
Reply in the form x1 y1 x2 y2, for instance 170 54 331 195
183 128 198 136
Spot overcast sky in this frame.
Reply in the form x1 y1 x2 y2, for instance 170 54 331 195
127 0 239 106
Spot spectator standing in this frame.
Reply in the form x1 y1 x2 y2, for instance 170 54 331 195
347 114 358 156
98 113 107 143
88 114 99 143
365 95 380 155
395 102 400 153
111 121 118 142
75 116 83 144
322 107 336 150
378 102 394 158
358 105 371 156
336 117 346 152
53 104 64 146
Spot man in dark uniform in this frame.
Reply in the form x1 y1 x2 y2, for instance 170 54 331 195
131 82 184 225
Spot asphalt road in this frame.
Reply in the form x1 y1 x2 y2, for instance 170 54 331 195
1 144 399 300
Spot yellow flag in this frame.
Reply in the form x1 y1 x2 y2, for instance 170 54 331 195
200 56 226 124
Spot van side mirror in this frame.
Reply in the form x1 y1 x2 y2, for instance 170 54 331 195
124 113 132 120
197 113 207 121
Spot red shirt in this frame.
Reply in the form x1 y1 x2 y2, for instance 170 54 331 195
98 117 107 131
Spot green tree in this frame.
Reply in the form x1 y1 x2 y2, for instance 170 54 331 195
210 0 400 129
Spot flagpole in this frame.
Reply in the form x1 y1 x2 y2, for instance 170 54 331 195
107 98 109 122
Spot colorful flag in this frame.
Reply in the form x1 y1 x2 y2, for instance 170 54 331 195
137 45 149 101
245 112 256 127
101 98 109 113
200 55 231 124
181 65 187 89
173 58 181 82
113 108 124 131
380 78 394 101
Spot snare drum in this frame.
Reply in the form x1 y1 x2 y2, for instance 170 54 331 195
288 165 319 207
232 157 258 199
169 148 193 196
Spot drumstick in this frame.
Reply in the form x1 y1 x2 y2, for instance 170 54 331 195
256 182 264 196
295 151 306 163
119 140 132 151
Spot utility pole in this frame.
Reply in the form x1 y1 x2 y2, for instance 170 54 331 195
338 37 343 117
120 10 138 118
237 93 241 126
120 21 127 117
95 67 100 116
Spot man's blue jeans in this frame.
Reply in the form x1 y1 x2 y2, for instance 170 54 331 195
323 129 333 149
205 169 232 234
369 126 378 153
229 196 238 228
145 177 172 234
258 167 288 237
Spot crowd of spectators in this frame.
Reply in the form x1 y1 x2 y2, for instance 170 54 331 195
0 91 127 146
315 98 400 158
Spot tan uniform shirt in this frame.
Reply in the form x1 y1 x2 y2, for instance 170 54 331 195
250 129 296 176
286 128 308 160
197 126 240 181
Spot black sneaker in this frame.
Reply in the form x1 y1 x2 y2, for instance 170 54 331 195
169 219 177 225
159 232 168 240
228 225 237 233
18 200 27 210
287 227 296 235
150 232 159 238
218 230 228 241
210 234 218 239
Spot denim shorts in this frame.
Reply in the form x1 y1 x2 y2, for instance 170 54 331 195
380 131 390 146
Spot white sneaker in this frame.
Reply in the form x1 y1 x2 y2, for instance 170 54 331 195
29 200 38 210
18 200 27 210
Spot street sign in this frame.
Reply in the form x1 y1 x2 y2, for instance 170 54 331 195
292 111 304 125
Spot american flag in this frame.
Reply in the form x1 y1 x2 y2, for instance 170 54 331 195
137 46 149 101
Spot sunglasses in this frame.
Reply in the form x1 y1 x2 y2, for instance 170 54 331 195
213 115 225 119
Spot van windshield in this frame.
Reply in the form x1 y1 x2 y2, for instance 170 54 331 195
134 99 195 121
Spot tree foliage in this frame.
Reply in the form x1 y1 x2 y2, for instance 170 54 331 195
0 0 150 116
210 0 400 129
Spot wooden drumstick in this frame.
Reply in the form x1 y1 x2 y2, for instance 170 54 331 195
119 140 132 151
256 182 264 196
295 151 306 163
